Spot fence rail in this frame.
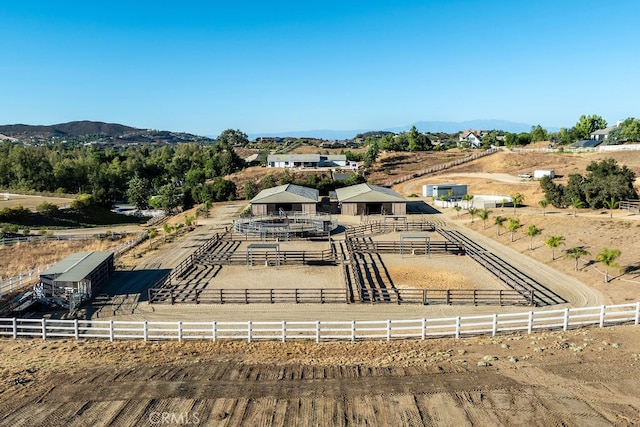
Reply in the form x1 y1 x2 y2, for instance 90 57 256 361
0 302 638 343
149 288 349 304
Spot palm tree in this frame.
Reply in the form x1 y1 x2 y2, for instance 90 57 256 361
478 209 492 229
507 218 521 242
545 235 565 260
603 197 619 219
595 247 621 283
494 216 506 236
453 204 462 218
468 207 478 223
526 224 541 250
462 194 474 209
538 199 549 216
511 193 524 215
570 197 583 217
565 247 590 271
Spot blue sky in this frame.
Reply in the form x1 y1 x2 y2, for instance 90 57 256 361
1 1 639 136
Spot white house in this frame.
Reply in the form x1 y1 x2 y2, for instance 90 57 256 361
590 125 618 141
458 130 483 148
267 154 349 169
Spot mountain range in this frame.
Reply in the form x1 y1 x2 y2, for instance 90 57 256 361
247 119 539 140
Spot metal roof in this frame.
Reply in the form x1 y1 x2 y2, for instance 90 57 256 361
41 251 113 283
572 139 602 148
267 154 346 162
334 183 407 203
250 184 319 204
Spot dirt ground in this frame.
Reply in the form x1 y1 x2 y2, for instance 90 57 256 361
1 325 639 426
0 193 74 210
2 148 640 425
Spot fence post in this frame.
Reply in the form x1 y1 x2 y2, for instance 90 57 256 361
492 314 498 336
109 320 114 342
282 321 286 343
386 320 391 341
143 321 148 342
527 311 534 334
12 318 17 339
351 320 356 343
635 302 640 325
455 316 460 339
42 318 47 340
563 308 570 331
212 321 217 342
74 319 79 340
178 321 183 342
247 321 252 343
316 320 321 343
421 318 426 340
599 305 606 328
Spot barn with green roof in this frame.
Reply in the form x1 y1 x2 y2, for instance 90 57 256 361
250 184 320 215
335 183 407 215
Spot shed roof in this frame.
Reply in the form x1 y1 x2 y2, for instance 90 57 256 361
267 154 346 163
41 251 113 283
335 183 406 203
250 184 319 204
572 139 602 148
590 125 617 136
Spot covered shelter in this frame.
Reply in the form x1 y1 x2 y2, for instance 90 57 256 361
400 233 430 257
39 251 114 301
250 184 319 216
335 183 407 216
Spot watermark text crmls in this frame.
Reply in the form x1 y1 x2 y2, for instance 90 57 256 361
149 412 200 425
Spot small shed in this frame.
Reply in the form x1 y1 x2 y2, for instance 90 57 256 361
39 251 114 299
422 183 467 198
335 183 407 216
250 184 319 216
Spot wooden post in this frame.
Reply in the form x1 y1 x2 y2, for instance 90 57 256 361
247 321 252 343
42 318 47 340
295 289 299 304
212 321 217 342
527 311 534 334
316 320 321 343
386 320 391 341
143 321 148 342
109 320 114 342
12 318 18 339
74 319 79 340
270 289 274 304
599 305 606 328
635 302 640 325
351 320 356 342
563 308 570 331
446 290 450 305
177 321 182 342
421 318 426 340
245 289 249 304
455 316 460 339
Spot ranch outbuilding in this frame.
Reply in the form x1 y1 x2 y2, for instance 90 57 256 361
250 184 320 216
335 183 407 215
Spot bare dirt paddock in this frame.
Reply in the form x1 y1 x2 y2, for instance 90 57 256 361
1 325 639 426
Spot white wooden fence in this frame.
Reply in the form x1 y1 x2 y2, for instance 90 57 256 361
0 265 53 297
1 302 638 343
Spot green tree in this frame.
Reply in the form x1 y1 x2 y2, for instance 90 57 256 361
153 184 181 215
126 176 151 210
462 194 474 208
526 224 541 250
478 209 491 229
530 125 548 142
71 193 95 211
363 139 380 166
243 180 259 200
619 118 640 142
216 129 249 147
453 204 462 218
565 247 590 271
494 216 506 236
595 247 621 283
570 197 583 217
468 207 478 223
36 202 59 217
573 114 607 140
603 197 619 219
507 218 520 242
545 235 565 260
511 193 524 215
538 199 549 216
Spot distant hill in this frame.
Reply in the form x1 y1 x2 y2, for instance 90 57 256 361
0 121 139 138
248 119 543 140
0 120 214 145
